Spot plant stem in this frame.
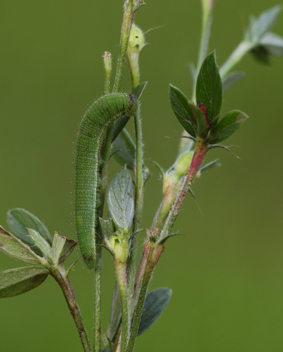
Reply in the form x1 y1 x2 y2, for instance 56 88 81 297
93 242 102 352
115 260 130 352
158 140 209 241
113 0 135 93
93 51 113 352
51 266 91 352
220 40 252 79
126 243 164 352
192 1 214 101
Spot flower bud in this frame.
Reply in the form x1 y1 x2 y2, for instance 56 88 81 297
174 152 194 177
128 24 146 54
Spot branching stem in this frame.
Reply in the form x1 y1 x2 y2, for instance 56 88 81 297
50 266 91 352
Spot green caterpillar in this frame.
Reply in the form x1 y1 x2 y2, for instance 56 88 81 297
75 93 137 269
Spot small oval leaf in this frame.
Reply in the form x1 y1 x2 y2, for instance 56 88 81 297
27 229 52 261
112 130 135 170
169 84 196 137
107 166 134 230
7 208 52 246
0 266 48 298
211 110 248 143
0 226 42 265
137 287 172 336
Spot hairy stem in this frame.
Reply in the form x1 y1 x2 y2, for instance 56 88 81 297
93 242 102 352
126 243 164 352
51 266 91 352
113 0 135 93
157 140 209 241
115 260 130 352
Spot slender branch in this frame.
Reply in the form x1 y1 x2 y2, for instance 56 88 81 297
192 0 214 101
93 242 102 352
115 260 130 352
220 40 252 79
126 243 164 352
113 0 135 93
51 266 91 352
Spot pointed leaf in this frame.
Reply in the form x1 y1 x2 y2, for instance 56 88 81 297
0 266 48 298
51 232 77 264
169 84 196 137
0 226 42 265
132 81 148 100
59 237 77 263
196 51 222 123
260 32 283 55
137 288 172 336
149 160 164 180
158 233 182 245
111 82 147 142
7 208 52 247
52 232 65 264
198 159 221 175
106 282 122 342
222 71 245 93
112 116 131 143
107 166 134 230
246 6 282 42
99 218 115 239
211 110 248 143
112 129 135 170
27 229 52 261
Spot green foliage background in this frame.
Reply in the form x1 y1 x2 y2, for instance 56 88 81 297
1 1 283 351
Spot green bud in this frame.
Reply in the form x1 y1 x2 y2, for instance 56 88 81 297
108 233 129 263
162 172 179 195
128 24 146 53
174 152 194 177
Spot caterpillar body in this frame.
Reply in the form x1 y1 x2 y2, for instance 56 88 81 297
75 93 137 269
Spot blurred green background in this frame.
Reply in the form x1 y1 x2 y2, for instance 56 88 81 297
1 0 283 351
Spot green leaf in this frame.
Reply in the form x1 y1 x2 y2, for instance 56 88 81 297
99 218 115 239
158 233 182 245
0 226 43 265
189 102 208 138
112 115 131 143
137 288 172 336
211 110 248 143
0 266 48 298
246 6 281 42
51 232 77 264
111 82 147 142
107 166 134 230
59 237 77 264
196 51 222 124
198 159 221 176
169 84 196 137
7 208 52 255
222 71 245 93
27 229 52 261
250 45 271 64
106 282 121 342
112 129 135 170
132 81 148 100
